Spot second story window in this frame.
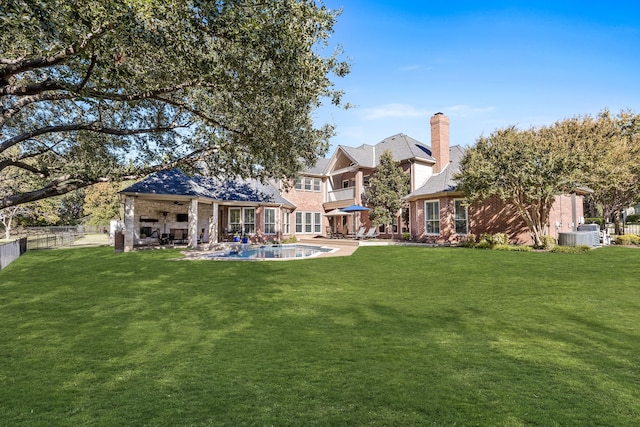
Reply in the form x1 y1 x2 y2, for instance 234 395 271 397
295 176 322 192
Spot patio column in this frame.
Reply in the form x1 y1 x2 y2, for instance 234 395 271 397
124 196 135 252
275 206 282 241
210 202 219 244
188 199 198 249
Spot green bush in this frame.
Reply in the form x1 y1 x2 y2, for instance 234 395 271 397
282 235 298 244
458 234 477 248
615 234 640 245
625 214 640 224
550 245 591 253
493 244 533 252
540 235 556 250
402 232 411 241
585 218 605 228
479 232 509 246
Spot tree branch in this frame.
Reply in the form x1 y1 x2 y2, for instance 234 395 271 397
0 23 114 82
1 122 187 154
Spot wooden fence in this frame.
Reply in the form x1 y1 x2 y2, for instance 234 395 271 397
0 238 27 270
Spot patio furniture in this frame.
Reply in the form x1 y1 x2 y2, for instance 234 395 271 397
363 227 378 239
326 226 335 239
170 228 188 244
353 227 367 239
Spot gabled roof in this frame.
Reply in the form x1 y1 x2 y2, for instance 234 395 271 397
338 133 435 168
301 157 331 176
406 145 466 200
120 169 295 208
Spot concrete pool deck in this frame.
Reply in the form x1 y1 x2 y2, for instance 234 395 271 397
179 237 366 260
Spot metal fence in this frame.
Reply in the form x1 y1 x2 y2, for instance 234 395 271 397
0 237 27 270
26 231 85 250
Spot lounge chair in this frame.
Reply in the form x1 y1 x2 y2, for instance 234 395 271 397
363 227 378 239
353 227 367 239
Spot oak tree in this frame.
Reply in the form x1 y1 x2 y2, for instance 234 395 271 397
1 0 349 208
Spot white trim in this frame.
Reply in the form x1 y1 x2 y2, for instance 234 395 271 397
424 200 440 235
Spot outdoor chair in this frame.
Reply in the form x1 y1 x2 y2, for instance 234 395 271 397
363 227 378 239
353 227 367 239
326 226 335 239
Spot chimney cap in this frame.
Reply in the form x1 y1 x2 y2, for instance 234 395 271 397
434 112 443 115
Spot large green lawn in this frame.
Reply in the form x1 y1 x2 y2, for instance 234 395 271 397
1 245 639 426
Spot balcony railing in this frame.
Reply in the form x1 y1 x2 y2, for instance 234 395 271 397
327 187 355 202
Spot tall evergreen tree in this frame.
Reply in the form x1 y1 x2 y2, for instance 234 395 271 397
363 150 409 238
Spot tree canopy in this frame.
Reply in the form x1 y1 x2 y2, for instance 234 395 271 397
456 125 581 247
1 0 349 208
456 109 640 245
561 110 640 230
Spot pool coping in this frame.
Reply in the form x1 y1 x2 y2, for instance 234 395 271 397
178 238 360 261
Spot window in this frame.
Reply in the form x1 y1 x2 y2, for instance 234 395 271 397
342 180 350 189
283 211 291 234
264 208 276 234
229 208 242 233
454 200 468 235
243 208 255 234
294 211 323 234
295 177 321 192
425 201 440 234
314 212 322 233
295 212 303 233
363 175 370 188
305 212 313 233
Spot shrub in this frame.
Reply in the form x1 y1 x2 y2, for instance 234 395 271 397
479 232 509 246
402 232 411 241
615 234 640 245
474 240 493 249
550 245 591 253
493 244 533 252
282 235 298 244
625 214 640 224
540 235 556 250
458 234 477 248
585 218 606 229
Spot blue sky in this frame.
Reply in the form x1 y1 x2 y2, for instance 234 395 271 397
315 0 640 153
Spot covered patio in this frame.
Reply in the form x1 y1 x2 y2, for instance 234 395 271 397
119 169 295 252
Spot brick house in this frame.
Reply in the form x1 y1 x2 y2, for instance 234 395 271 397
119 112 586 250
405 113 587 245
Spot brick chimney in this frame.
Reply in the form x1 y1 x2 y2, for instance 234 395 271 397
430 112 450 174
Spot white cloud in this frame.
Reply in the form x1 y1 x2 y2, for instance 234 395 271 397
363 103 432 120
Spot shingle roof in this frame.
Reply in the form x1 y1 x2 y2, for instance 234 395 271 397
120 169 295 207
406 145 466 198
302 157 331 175
340 133 434 168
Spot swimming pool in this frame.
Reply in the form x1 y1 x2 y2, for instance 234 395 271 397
206 244 335 260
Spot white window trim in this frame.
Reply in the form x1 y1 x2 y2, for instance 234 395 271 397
264 207 276 235
424 200 440 235
454 199 469 235
283 211 291 234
